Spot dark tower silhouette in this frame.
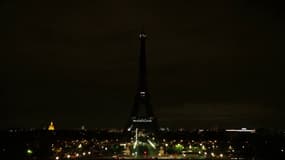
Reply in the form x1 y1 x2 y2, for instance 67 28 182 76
127 32 158 131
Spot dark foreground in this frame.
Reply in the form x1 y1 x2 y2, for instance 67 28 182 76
0 128 285 159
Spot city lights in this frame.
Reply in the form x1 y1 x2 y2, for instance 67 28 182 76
26 149 33 155
1 4 285 160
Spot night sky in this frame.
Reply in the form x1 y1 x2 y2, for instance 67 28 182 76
0 0 284 129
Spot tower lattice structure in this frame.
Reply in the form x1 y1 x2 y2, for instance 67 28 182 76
127 32 158 132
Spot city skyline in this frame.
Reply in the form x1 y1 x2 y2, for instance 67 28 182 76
0 0 285 129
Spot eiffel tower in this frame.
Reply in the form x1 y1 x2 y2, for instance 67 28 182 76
127 32 158 131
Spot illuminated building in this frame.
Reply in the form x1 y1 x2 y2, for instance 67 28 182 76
127 32 158 132
225 128 256 133
48 121 55 131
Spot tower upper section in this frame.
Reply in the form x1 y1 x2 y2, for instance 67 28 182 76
137 32 148 94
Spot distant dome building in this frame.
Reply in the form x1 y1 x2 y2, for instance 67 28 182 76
48 121 55 131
